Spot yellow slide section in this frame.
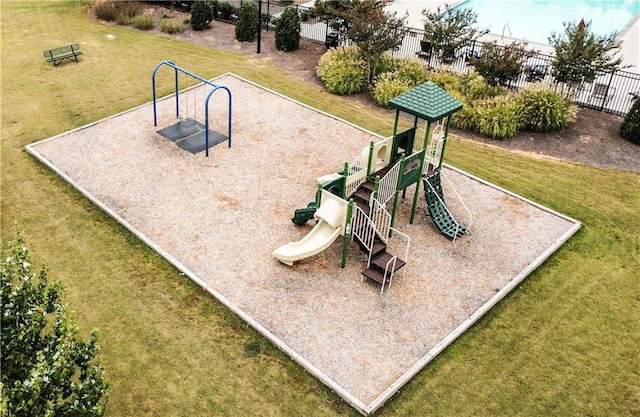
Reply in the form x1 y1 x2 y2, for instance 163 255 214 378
273 198 345 266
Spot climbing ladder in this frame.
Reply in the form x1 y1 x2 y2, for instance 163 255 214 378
423 170 469 240
350 167 410 294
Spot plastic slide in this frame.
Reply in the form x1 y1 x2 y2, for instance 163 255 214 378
273 199 345 266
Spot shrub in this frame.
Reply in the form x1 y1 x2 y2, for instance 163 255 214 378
191 0 213 31
374 52 398 76
132 14 155 30
516 86 576 132
620 98 640 145
275 7 301 52
235 1 258 42
372 72 412 107
448 91 476 131
218 1 238 21
316 46 367 95
94 1 142 23
392 59 429 86
427 69 463 94
1 233 109 416
299 9 311 22
473 95 519 139
161 19 186 34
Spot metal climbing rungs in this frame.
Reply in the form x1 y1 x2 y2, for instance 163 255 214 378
423 172 467 240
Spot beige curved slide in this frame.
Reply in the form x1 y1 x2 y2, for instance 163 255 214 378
273 198 345 266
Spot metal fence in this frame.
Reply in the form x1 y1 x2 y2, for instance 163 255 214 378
197 0 640 116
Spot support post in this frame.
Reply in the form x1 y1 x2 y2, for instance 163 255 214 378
341 199 354 268
257 0 262 54
366 141 374 177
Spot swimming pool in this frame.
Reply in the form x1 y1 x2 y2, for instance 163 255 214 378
453 0 640 46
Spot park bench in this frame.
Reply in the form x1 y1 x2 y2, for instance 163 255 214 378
43 44 83 67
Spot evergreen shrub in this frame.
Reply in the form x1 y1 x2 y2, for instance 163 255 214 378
620 98 640 145
275 7 301 51
191 0 213 31
235 1 258 42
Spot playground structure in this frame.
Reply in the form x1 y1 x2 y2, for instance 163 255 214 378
273 81 473 293
152 61 232 156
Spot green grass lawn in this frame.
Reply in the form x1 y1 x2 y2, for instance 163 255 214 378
2 1 639 415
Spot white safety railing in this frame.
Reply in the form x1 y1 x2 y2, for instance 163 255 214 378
351 205 377 268
344 148 369 198
440 170 473 232
375 160 401 208
425 123 444 170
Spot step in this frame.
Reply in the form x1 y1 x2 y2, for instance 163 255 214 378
361 181 375 192
354 199 369 214
371 251 406 272
361 267 387 285
354 189 372 203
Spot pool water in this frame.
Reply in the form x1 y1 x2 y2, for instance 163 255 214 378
453 0 640 45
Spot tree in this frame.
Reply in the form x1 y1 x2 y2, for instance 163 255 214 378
275 7 301 52
314 0 408 85
1 233 108 416
470 41 533 87
549 19 627 94
345 0 408 84
422 4 488 63
235 1 258 42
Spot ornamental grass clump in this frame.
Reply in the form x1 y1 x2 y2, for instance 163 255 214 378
132 14 154 31
161 19 186 34
516 86 576 132
316 46 367 95
372 72 413 107
473 94 519 139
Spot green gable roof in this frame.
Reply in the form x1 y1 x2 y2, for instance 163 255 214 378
389 81 462 122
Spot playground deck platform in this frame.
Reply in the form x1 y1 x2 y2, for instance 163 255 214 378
26 73 581 416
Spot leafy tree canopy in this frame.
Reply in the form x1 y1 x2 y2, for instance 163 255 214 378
1 233 108 417
422 4 488 62
471 41 534 87
314 0 408 84
549 19 626 87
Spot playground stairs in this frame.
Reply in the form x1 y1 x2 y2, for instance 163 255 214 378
423 170 468 240
351 168 406 290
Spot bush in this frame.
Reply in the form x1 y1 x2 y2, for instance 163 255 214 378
516 86 576 132
1 233 109 416
473 95 519 139
620 98 640 145
372 72 412 107
191 0 213 31
316 46 367 95
275 7 301 51
132 14 154 30
94 1 142 23
161 19 186 34
391 59 429 86
427 69 464 94
218 2 238 21
235 2 258 42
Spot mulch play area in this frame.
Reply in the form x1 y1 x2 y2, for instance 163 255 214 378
26 73 580 415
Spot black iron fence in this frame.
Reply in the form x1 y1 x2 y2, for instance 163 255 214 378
181 0 640 116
